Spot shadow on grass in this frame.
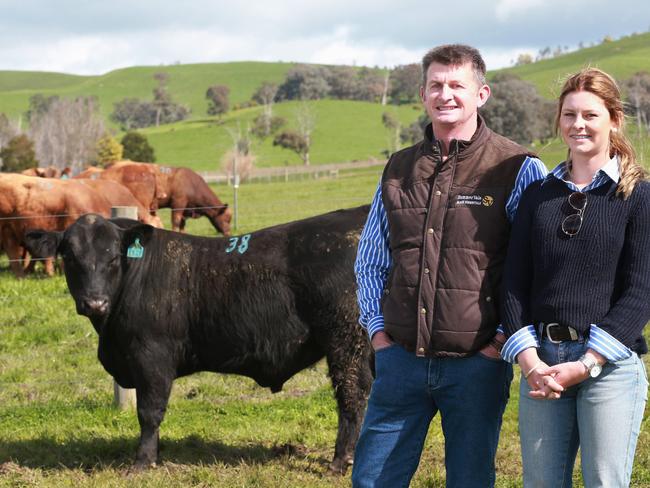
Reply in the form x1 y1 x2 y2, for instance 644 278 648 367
0 435 331 473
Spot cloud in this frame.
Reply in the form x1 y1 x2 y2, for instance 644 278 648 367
0 0 648 74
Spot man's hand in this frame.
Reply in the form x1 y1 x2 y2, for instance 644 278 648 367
478 332 505 359
371 330 394 352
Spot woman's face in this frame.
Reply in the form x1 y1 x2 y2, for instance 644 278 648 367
559 90 617 161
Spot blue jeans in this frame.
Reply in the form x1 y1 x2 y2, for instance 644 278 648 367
351 343 513 488
519 337 648 488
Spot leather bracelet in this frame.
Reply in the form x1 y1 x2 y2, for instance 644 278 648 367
523 360 543 379
490 337 504 353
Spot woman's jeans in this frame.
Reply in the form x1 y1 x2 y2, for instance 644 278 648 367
519 336 648 488
352 343 513 488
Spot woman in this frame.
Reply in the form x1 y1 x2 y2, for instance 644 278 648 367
501 67 650 487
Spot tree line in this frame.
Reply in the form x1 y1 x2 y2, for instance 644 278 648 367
0 94 156 173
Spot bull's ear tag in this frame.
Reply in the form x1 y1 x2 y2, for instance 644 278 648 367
127 238 144 259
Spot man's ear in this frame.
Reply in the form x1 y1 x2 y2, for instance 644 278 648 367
23 230 63 258
477 84 491 108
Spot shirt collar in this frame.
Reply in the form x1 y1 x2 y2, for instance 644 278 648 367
547 154 620 185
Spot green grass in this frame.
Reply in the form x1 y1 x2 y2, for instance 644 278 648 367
147 100 423 170
2 166 650 487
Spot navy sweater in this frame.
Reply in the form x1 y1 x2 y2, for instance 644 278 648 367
502 177 650 354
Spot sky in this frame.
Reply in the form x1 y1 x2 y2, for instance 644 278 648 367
1 0 649 75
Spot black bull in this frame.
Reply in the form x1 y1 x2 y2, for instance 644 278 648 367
24 206 373 472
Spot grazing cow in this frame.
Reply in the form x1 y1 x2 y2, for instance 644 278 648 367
156 166 231 235
0 174 158 277
24 206 373 472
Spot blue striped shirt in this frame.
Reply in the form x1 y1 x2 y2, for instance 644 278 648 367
355 155 548 340
501 156 632 363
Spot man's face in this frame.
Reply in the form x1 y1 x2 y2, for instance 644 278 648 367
420 62 489 131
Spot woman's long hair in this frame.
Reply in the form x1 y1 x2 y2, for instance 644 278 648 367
555 67 647 199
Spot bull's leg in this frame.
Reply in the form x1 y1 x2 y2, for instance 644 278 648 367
326 334 373 474
133 374 173 469
44 257 55 276
171 209 183 233
4 236 25 278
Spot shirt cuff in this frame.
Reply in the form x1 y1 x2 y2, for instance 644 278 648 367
587 324 632 362
365 316 385 340
501 325 539 364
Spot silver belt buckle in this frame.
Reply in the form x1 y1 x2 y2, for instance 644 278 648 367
545 323 562 344
545 322 579 343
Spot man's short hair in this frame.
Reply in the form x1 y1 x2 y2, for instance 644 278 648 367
421 44 487 87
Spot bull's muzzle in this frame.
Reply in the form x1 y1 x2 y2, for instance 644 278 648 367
81 297 109 316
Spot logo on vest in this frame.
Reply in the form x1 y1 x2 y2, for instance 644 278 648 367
455 194 495 207
482 195 494 207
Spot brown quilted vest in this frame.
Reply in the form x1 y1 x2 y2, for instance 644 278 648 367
381 117 532 357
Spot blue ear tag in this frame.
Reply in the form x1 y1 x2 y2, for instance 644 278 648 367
127 238 144 259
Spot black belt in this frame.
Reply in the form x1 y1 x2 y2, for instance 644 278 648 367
538 322 582 343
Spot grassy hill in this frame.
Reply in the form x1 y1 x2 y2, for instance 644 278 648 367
147 100 422 170
494 31 650 97
0 32 649 170
0 61 294 123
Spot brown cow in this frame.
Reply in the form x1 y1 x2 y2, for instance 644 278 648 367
74 162 164 216
0 174 160 277
155 166 232 235
74 179 163 228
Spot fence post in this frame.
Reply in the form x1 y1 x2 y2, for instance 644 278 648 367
110 206 138 410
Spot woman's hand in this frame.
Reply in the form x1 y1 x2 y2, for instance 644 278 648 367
538 350 606 389
517 348 564 399
537 362 589 388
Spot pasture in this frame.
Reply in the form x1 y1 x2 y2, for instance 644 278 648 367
1 164 650 488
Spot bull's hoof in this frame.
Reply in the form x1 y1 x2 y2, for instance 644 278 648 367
328 456 353 475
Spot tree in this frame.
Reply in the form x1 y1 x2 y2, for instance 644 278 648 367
480 74 554 145
273 131 309 164
25 94 59 122
0 134 38 172
515 53 534 66
110 98 156 131
328 66 359 100
0 113 18 155
29 96 106 173
274 104 315 165
121 131 156 162
95 134 124 166
251 113 285 139
252 82 280 137
252 82 279 106
400 113 429 145
206 85 230 117
389 64 420 104
356 67 387 103
622 72 650 132
381 112 401 153
223 124 254 182
276 64 331 101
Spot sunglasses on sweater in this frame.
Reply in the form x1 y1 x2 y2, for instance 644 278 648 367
562 192 587 237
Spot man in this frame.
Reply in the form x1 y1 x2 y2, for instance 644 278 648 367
352 44 547 487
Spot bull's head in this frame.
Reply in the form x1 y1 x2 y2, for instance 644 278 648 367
24 214 154 321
